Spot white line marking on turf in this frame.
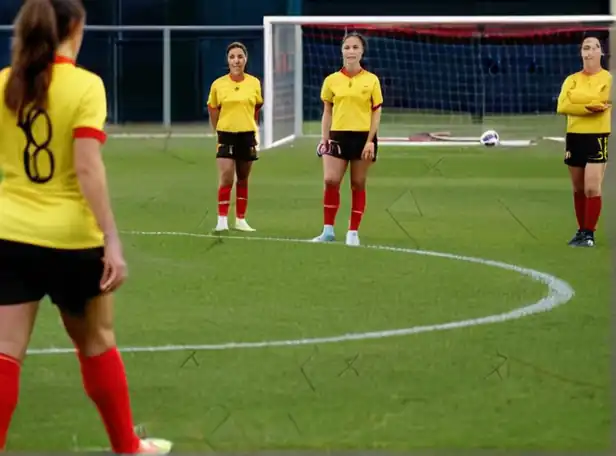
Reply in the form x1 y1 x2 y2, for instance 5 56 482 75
28 231 575 356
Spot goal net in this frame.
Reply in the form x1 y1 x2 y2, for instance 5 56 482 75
262 15 614 149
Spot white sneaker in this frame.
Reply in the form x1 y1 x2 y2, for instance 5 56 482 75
345 230 360 246
214 216 229 232
235 218 256 232
312 233 335 242
311 225 335 242
137 438 173 454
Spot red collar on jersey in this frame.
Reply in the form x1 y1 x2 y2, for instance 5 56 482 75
229 73 245 82
54 55 76 65
340 66 364 78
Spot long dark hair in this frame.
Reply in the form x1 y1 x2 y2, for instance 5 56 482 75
4 0 85 115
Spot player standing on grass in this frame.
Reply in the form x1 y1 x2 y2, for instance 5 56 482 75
311 32 383 246
0 0 171 453
557 35 611 248
207 42 263 233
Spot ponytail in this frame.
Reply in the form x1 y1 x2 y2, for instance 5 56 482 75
5 0 59 115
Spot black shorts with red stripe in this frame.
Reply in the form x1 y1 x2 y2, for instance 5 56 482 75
216 131 258 162
0 239 104 316
326 131 378 162
564 133 609 168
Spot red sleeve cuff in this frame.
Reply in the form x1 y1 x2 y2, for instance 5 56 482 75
74 127 107 144
372 103 382 111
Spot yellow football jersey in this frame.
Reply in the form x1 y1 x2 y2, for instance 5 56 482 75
557 69 612 134
207 73 263 133
0 55 108 250
321 68 383 131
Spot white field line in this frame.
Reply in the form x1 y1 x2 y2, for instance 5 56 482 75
27 231 575 356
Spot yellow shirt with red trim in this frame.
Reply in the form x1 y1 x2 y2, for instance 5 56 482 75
0 56 108 250
321 68 383 132
207 73 263 133
556 69 612 134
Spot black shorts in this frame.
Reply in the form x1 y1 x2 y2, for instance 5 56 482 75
327 131 378 162
216 131 259 162
0 239 105 316
564 133 609 168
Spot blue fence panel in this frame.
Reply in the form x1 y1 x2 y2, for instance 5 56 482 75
0 31 9 68
0 29 265 124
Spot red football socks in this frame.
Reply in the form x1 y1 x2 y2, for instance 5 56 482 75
0 355 20 450
583 195 602 232
78 348 140 454
236 181 248 219
217 185 232 217
323 184 340 226
349 189 366 231
573 191 585 230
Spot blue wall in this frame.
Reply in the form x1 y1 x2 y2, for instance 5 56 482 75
0 0 611 123
0 0 275 123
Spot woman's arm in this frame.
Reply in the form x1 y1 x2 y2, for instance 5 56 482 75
366 76 384 145
74 138 119 241
366 106 382 144
557 76 596 116
321 102 333 142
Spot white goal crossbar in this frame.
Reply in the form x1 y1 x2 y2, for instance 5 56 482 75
262 15 616 150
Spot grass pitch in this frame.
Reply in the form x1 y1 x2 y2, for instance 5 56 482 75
6 134 610 452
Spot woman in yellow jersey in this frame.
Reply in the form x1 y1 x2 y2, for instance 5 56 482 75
312 32 383 246
0 0 170 453
207 42 263 233
557 35 611 248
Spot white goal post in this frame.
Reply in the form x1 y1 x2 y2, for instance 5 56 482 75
262 15 615 150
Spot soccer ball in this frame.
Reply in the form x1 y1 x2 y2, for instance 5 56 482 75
480 130 500 147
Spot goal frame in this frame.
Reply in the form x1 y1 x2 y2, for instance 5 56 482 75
262 14 615 150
